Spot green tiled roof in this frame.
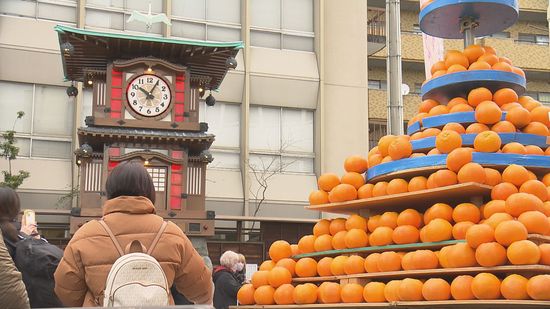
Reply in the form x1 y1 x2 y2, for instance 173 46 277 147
54 25 244 49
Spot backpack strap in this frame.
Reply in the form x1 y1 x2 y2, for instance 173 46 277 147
98 220 124 257
147 221 168 255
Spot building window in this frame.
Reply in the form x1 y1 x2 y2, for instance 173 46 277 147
250 0 314 51
369 119 409 150
487 31 510 39
199 101 241 170
0 81 74 160
146 167 167 192
249 106 314 174
85 0 163 34
411 82 423 95
525 91 550 105
517 33 549 46
171 0 241 42
369 120 387 150
368 80 387 90
538 92 550 104
411 24 422 35
0 0 77 24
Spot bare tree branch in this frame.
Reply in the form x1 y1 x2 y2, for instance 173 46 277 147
246 140 301 233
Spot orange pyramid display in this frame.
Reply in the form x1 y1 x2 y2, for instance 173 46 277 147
237 0 550 306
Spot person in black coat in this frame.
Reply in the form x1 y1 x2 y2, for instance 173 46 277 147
235 253 247 284
0 186 61 308
213 250 244 309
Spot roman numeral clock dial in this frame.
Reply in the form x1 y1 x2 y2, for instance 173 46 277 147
126 74 172 117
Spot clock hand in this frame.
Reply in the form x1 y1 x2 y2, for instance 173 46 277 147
145 80 159 100
138 86 151 97
149 80 160 96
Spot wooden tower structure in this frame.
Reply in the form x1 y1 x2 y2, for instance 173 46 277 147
55 25 242 236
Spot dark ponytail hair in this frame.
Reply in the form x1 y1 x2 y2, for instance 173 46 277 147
0 186 21 243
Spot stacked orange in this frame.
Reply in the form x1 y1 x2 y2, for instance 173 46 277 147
308 155 369 205
311 155 549 206
308 178 550 252
240 44 550 307
409 87 550 136
239 177 550 300
244 157 550 305
427 45 525 81
240 174 550 304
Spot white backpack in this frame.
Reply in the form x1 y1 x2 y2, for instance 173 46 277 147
99 220 170 307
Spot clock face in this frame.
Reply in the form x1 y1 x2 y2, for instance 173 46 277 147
126 74 172 117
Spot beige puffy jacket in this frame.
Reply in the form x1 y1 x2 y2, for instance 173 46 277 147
54 196 213 307
0 230 30 309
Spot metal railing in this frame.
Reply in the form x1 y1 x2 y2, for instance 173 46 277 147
367 8 386 41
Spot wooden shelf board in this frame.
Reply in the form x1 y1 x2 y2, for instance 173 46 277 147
292 240 463 259
233 300 550 309
528 234 550 244
292 265 550 283
305 183 492 215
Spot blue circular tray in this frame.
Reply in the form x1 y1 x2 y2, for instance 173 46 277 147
366 153 550 181
421 70 526 104
407 111 508 135
411 133 550 152
419 0 518 39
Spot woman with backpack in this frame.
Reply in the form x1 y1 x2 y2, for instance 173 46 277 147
54 162 213 307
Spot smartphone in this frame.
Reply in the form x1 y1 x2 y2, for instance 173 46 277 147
23 209 36 226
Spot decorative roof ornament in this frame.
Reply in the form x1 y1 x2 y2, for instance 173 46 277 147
127 3 171 31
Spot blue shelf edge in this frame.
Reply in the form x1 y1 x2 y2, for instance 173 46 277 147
419 0 518 39
420 70 526 104
411 133 550 151
407 111 508 135
407 122 422 135
424 111 507 129
366 153 550 180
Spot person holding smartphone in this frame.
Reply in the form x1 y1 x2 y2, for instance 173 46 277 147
0 186 63 308
0 188 42 257
20 209 40 238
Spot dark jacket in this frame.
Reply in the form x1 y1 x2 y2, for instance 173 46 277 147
2 221 21 259
235 269 246 284
0 230 30 309
2 221 62 308
213 266 242 309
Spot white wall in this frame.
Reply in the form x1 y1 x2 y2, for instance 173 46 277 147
0 158 72 192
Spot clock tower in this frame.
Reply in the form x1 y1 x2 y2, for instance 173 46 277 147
55 25 242 237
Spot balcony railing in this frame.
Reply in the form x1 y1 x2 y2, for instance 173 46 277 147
367 8 386 55
367 8 386 39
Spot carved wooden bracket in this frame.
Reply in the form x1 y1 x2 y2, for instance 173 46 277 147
113 57 187 73
110 150 185 165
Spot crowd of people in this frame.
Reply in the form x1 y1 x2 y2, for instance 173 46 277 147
0 162 248 309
